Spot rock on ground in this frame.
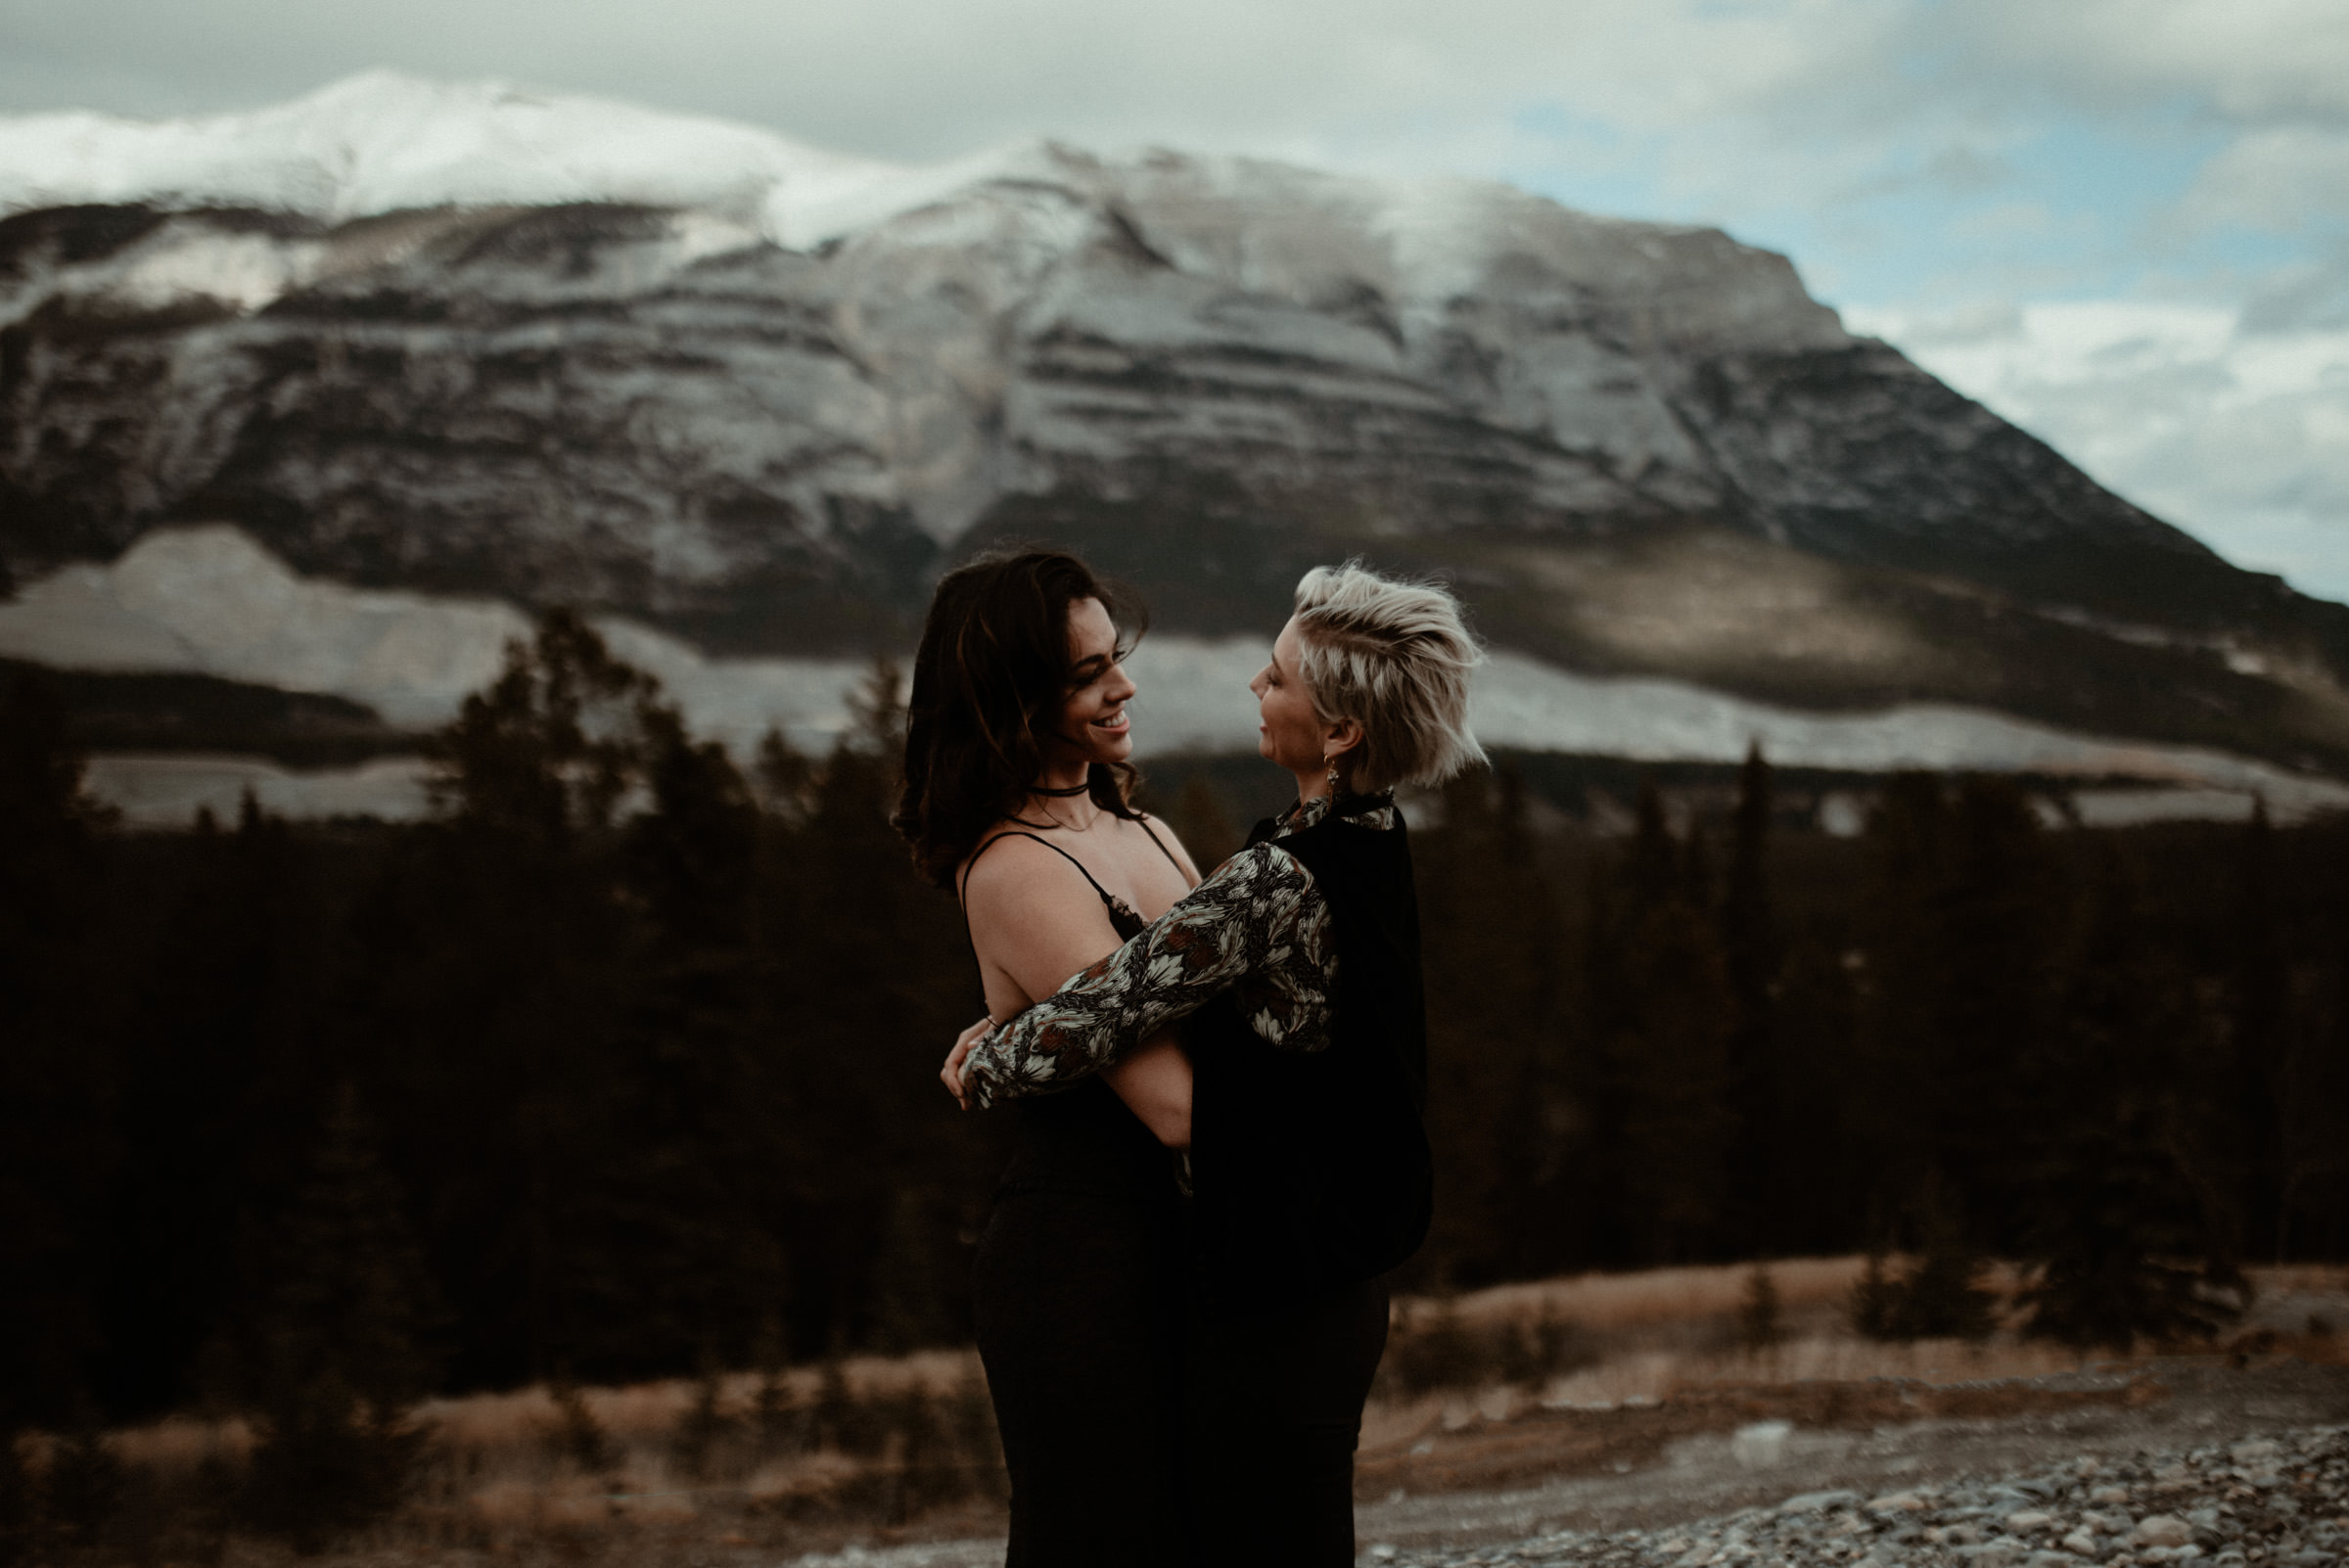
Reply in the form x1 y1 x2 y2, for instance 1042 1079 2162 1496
1367 1425 2347 1568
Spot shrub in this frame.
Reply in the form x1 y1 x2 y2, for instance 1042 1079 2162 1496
43 1432 124 1555
1848 1253 1896 1339
0 1435 38 1568
1737 1265 1785 1351
1851 1239 2000 1343
545 1378 613 1474
243 1377 429 1555
671 1369 733 1479
1385 1302 1485 1395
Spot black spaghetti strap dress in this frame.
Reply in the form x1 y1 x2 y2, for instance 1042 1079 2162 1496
962 829 1191 1568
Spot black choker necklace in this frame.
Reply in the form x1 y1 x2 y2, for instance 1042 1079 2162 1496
1029 781 1093 798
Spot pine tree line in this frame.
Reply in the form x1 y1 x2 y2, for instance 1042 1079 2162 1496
5 620 2347 1442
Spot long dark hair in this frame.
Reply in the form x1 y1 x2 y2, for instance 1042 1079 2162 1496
894 549 1147 889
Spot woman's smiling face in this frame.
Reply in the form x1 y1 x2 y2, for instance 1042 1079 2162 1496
1249 616 1325 776
1045 595 1136 769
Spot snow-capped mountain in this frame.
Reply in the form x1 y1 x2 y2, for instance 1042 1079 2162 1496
0 72 898 239
6 73 2349 806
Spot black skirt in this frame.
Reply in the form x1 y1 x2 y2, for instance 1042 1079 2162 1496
972 1084 1190 1568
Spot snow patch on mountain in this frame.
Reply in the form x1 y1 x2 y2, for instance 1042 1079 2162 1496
0 525 867 753
85 754 435 828
0 73 1849 352
0 72 896 238
8 527 2344 824
1130 640 2349 819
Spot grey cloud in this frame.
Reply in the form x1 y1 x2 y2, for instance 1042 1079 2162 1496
1922 145 2013 191
1854 300 2024 347
2241 251 2349 333
1915 0 2349 125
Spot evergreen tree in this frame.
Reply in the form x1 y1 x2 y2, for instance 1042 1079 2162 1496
2276 941 2349 1258
242 1381 429 1555
0 1430 32 1568
1737 1264 1785 1352
1415 763 1578 1284
2018 841 2244 1351
0 672 117 1427
234 1087 441 1549
1861 1188 2001 1342
245 1084 444 1407
428 608 655 846
1857 775 2055 1250
41 1431 124 1556
1718 744 1782 1244
351 610 654 1386
763 657 997 1353
104 793 335 1419
603 696 793 1368
670 1367 734 1480
1848 1251 1896 1339
545 1378 614 1473
870 1190 956 1354
2229 802 2286 1259
1587 780 1737 1263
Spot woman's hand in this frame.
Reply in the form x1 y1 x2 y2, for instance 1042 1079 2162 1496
942 1016 995 1108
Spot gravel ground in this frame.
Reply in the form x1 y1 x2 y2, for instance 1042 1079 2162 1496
1370 1424 2347 1568
778 1362 2349 1568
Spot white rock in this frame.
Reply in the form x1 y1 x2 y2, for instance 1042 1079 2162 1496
1732 1421 1792 1471
2134 1516 2195 1548
1778 1491 1864 1517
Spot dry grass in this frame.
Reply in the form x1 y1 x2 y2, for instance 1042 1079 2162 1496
412 1347 976 1454
1431 1257 1876 1335
105 1413 254 1473
19 1351 1008 1565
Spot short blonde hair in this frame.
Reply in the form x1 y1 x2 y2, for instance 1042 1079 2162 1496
1291 561 1488 794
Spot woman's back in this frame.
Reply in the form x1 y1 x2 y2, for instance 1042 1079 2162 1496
959 814 1196 1017
963 832 1179 1200
1188 807 1432 1312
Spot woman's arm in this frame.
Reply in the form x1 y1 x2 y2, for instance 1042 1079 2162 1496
944 1020 1194 1143
1103 1041 1191 1148
953 843 1335 1110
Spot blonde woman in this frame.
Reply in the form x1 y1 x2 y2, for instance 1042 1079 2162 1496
944 561 1487 1568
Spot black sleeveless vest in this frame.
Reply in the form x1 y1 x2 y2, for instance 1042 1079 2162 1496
1187 805 1435 1313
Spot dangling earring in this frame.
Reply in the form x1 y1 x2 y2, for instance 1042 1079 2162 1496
1325 756 1343 796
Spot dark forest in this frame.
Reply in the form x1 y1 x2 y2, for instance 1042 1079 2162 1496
5 612 2346 1440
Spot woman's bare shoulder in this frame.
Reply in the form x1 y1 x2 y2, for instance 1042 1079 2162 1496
958 824 1087 910
1129 811 1205 882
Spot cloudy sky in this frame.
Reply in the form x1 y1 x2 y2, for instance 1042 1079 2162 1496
4 0 2345 598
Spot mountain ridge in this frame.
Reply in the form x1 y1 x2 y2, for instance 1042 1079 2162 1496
4 75 2348 784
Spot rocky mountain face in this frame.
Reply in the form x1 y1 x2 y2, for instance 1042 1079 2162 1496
5 77 2348 777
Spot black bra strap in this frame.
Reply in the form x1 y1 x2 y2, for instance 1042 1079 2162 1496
1133 814 1189 883
960 830 1122 916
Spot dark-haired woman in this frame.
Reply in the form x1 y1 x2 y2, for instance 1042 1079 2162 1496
944 561 1488 1567
895 550 1202 1567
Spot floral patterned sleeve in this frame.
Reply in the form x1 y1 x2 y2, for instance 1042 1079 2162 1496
959 843 1336 1109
